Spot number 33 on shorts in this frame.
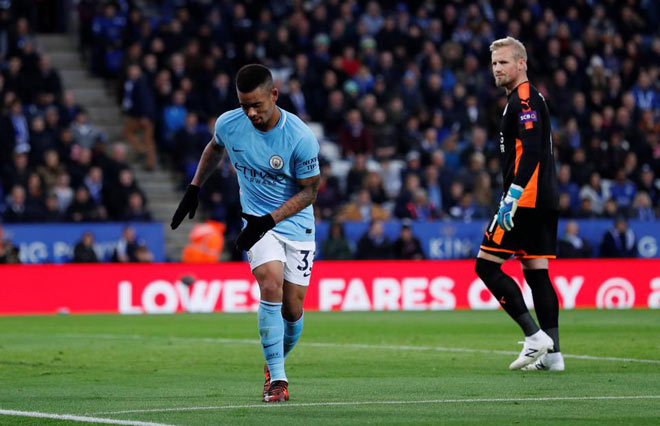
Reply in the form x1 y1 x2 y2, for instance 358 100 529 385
247 231 316 286
297 250 313 277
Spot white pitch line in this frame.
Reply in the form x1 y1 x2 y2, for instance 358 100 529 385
302 341 660 364
0 408 175 426
50 333 660 365
94 395 660 415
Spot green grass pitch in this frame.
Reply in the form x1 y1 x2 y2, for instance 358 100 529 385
1 310 659 425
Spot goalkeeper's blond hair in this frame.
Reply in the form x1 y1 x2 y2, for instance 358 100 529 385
490 37 527 70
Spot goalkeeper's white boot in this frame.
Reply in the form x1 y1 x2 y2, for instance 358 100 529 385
521 352 565 371
509 330 554 370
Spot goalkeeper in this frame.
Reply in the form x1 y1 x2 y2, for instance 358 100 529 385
476 37 563 371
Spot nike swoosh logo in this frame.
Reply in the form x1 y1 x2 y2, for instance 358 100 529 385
263 342 278 349
232 147 244 152
303 271 311 277
525 348 539 357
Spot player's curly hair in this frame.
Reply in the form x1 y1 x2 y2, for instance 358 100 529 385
236 64 273 93
489 36 527 62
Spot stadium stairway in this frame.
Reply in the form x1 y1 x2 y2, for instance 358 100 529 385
35 34 197 261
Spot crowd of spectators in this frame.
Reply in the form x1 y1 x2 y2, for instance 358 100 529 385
79 0 660 236
0 2 152 224
323 216 639 260
320 218 427 260
72 225 154 263
2 0 659 261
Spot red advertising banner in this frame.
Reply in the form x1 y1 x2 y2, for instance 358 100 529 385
1 260 659 315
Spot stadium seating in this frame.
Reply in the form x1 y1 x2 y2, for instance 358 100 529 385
2 0 659 261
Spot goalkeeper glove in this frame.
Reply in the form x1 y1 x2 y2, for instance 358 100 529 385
497 184 524 232
235 212 276 251
170 184 200 229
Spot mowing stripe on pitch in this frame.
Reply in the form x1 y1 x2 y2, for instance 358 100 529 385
0 409 174 426
94 395 660 415
48 333 660 365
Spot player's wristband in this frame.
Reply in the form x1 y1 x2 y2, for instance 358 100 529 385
505 184 523 202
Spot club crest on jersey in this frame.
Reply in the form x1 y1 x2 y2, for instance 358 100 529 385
269 155 284 170
519 110 538 124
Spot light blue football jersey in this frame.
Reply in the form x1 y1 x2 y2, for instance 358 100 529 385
214 107 320 241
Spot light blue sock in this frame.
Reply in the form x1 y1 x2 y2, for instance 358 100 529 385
283 311 304 359
258 300 286 383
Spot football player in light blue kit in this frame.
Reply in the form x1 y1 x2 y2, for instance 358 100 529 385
171 64 320 403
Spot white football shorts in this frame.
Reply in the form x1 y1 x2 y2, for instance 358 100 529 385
247 230 316 286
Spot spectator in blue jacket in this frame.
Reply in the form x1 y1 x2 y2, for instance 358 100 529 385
631 70 660 111
91 3 126 76
609 168 637 211
557 164 581 213
161 90 187 148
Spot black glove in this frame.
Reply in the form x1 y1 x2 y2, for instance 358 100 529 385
170 184 200 229
235 212 276 251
